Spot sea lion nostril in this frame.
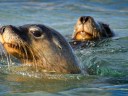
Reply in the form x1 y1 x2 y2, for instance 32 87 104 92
80 16 90 23
0 26 6 34
80 16 85 23
85 16 90 22
0 25 14 34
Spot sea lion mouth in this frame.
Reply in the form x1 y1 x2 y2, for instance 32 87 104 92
79 31 93 36
4 42 25 51
7 43 21 50
73 30 94 41
3 42 33 59
77 31 93 38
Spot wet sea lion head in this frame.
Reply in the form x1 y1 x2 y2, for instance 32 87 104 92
72 16 114 41
0 24 81 74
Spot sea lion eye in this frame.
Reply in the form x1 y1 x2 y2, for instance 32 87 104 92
29 26 43 37
32 31 42 37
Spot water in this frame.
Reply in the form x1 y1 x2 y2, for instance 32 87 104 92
0 0 128 96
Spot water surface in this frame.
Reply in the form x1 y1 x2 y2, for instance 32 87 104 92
0 0 128 96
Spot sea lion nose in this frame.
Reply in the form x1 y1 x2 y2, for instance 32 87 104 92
80 16 91 23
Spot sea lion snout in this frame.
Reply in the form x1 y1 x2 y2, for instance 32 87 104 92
72 16 96 41
0 25 15 44
0 25 24 44
72 16 114 41
79 16 92 24
0 25 19 38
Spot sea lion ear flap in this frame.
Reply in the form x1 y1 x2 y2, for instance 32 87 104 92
52 37 62 49
102 23 114 37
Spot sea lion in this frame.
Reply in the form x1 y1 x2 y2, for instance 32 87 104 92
72 16 114 41
0 24 81 74
69 16 114 49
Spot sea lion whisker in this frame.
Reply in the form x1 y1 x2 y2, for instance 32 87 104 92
27 45 39 71
0 46 5 62
6 54 11 68
34 47 49 64
92 23 97 39
35 46 59 72
36 49 47 68
2 47 9 63
0 49 3 60
8 54 13 65
88 23 94 39
22 44 29 64
0 45 12 67
33 47 53 72
92 23 99 39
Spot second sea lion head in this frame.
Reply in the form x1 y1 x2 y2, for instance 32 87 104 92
72 16 113 41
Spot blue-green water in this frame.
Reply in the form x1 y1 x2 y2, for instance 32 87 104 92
0 0 128 96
